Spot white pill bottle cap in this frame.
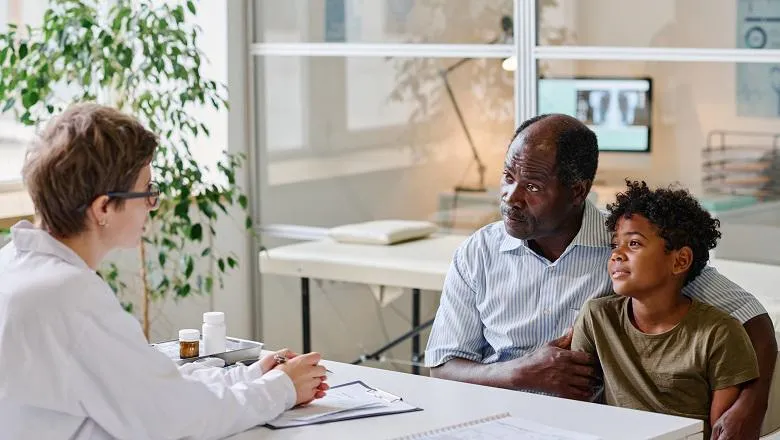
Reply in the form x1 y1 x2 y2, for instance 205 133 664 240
203 311 225 324
179 329 200 341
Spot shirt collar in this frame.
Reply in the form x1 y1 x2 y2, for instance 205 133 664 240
499 199 611 252
10 220 92 270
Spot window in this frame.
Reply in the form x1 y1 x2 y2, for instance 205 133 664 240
0 0 46 188
256 0 513 44
257 55 513 234
254 1 515 235
534 0 780 267
0 0 229 188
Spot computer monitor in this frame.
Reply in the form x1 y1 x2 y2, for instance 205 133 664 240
537 77 653 153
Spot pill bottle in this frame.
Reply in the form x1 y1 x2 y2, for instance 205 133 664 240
179 329 200 359
202 312 226 355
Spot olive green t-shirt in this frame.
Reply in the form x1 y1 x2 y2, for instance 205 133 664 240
572 295 759 438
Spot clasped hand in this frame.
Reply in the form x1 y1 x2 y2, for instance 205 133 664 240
505 330 598 400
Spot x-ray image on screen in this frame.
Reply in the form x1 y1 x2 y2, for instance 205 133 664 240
576 90 611 125
538 77 652 152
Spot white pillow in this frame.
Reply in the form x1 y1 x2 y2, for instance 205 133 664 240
328 220 438 245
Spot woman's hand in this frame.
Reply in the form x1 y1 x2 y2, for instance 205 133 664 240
277 352 329 405
258 348 298 374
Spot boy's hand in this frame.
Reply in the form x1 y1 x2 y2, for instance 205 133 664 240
507 331 598 400
554 328 574 349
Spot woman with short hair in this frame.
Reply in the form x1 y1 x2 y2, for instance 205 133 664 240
0 103 327 440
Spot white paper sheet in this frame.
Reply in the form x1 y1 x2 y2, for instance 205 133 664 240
287 390 386 422
393 415 601 440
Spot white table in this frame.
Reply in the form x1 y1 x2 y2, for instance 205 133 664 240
229 359 704 440
0 189 33 229
259 235 467 373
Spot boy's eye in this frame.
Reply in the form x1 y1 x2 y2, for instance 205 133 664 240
526 183 540 192
629 240 641 247
609 242 617 249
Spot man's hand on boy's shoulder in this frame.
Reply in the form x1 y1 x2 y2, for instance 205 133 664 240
504 331 598 400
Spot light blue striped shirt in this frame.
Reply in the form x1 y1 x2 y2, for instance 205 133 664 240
425 200 768 367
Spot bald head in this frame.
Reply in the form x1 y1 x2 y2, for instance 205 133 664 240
508 113 599 188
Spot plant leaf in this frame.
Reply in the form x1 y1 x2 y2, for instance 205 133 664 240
2 98 14 112
184 256 194 278
189 223 202 241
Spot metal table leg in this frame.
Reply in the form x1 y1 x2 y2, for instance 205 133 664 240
351 287 430 375
412 288 421 375
302 277 311 353
351 318 434 367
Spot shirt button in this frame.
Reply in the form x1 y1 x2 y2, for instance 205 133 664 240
544 309 551 315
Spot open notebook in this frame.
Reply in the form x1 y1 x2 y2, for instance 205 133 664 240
390 413 601 440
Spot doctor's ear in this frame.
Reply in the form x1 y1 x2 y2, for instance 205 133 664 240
88 195 112 228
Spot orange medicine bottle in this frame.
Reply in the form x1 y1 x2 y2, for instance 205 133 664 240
179 329 200 359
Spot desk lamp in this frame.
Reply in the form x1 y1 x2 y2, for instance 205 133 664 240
440 15 514 193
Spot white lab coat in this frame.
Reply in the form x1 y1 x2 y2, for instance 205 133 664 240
0 221 296 440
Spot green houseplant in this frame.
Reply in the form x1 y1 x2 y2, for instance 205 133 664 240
0 0 251 339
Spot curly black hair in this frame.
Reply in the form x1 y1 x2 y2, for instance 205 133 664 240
605 180 721 286
510 114 599 187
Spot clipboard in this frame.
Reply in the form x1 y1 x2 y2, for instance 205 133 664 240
265 380 422 429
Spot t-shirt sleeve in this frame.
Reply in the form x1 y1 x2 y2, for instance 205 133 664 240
707 316 760 391
571 300 597 356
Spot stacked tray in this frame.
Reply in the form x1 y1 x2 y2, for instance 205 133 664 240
151 337 264 366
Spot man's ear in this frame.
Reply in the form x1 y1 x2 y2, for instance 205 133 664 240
571 180 591 205
672 246 694 276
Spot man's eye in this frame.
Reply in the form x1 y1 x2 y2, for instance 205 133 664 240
630 240 641 247
526 184 540 192
503 170 514 182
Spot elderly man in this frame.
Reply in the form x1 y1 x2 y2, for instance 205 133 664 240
425 114 777 440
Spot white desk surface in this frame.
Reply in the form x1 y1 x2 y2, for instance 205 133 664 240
229 359 703 440
259 235 468 291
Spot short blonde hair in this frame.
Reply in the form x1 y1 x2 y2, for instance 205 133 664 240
23 103 158 238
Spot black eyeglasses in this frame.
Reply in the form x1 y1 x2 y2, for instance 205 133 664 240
75 183 161 213
106 183 161 210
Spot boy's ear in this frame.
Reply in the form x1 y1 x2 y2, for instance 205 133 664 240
671 246 693 276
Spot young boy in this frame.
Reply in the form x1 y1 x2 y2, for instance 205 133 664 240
571 180 759 439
